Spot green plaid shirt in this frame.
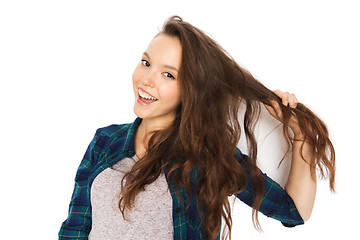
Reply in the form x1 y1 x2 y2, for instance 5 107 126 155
59 117 303 240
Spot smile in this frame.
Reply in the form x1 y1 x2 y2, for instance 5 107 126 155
138 88 158 101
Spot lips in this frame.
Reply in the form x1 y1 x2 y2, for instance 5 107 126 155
138 88 158 101
137 88 158 105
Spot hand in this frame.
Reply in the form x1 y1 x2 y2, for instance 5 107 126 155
264 90 303 137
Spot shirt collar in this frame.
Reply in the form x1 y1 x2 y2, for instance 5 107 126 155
122 117 142 157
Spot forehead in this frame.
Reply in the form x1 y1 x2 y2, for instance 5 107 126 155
145 34 182 67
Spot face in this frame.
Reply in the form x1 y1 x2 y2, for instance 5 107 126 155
132 34 182 126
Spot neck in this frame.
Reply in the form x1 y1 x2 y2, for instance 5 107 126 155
135 116 174 157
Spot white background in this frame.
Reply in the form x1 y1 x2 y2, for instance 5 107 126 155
1 0 359 239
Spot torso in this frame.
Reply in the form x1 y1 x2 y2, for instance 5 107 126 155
88 155 174 239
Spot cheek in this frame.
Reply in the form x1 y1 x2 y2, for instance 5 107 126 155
132 65 142 85
160 83 181 106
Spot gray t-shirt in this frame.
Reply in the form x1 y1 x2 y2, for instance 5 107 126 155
88 155 173 240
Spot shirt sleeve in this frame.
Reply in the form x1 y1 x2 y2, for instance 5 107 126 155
58 128 104 239
234 148 304 227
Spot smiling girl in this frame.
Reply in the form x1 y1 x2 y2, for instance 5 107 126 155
59 16 335 240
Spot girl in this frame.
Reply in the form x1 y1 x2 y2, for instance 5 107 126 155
59 16 335 240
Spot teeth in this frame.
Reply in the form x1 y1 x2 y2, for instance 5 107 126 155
138 88 158 101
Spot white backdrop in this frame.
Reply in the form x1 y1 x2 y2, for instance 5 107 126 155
1 0 358 239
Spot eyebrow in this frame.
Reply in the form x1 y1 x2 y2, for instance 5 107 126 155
143 52 179 72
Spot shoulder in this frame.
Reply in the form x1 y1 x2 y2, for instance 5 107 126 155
93 122 133 149
96 123 133 139
234 147 252 171
91 118 140 157
234 147 248 162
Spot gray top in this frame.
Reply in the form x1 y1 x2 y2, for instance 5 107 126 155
88 155 174 240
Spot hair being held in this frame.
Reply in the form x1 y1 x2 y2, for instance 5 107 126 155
119 16 335 240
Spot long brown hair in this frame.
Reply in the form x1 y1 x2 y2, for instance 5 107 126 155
119 16 335 240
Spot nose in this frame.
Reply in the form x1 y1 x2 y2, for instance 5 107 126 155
142 68 156 88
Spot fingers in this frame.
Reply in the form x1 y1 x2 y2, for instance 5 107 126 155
266 90 301 133
273 90 298 108
265 99 283 121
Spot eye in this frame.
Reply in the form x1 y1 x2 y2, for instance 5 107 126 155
163 72 175 80
141 59 150 67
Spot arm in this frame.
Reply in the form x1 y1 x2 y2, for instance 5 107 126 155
285 134 316 221
265 90 316 221
235 148 304 227
58 128 103 239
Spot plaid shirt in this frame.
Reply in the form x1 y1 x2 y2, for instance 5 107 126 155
59 117 304 240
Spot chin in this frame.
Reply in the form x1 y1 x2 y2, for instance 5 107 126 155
133 105 149 119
